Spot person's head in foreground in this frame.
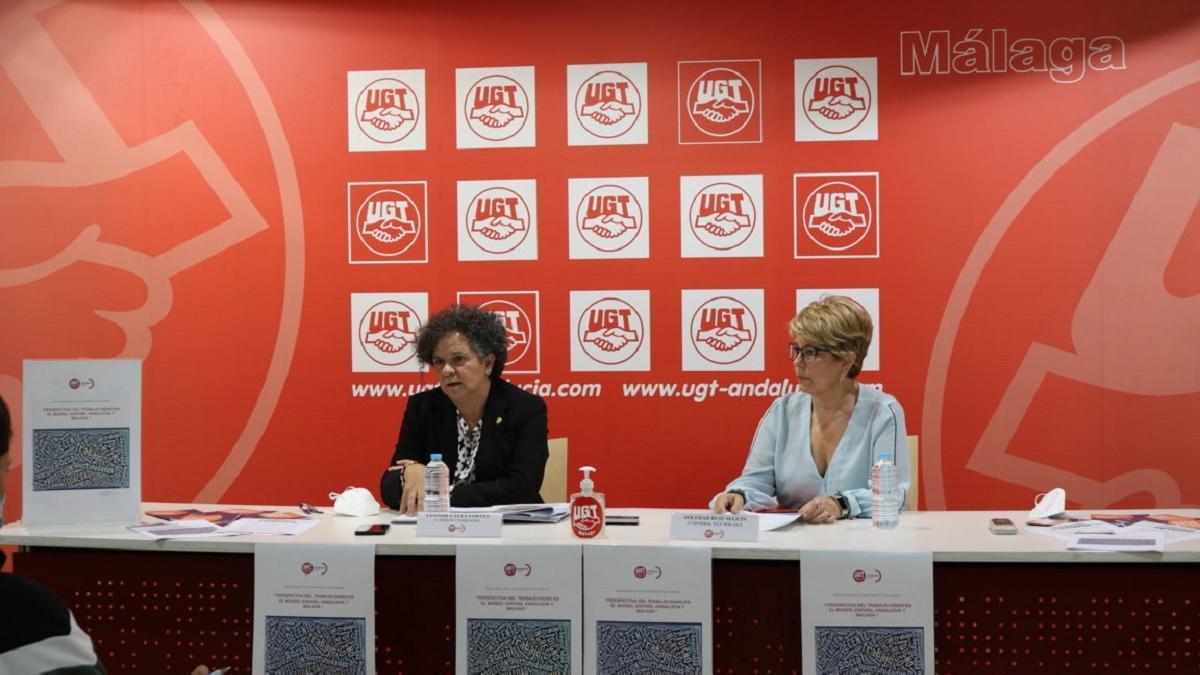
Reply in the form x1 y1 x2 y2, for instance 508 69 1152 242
0 396 10 515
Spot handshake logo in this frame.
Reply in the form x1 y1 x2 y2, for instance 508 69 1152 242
689 182 756 251
577 185 643 253
687 67 755 137
574 70 642 139
794 173 878 258
577 297 645 366
357 299 422 368
465 75 528 141
356 78 419 142
457 180 537 261
690 296 757 366
355 189 422 257
466 187 531 254
803 181 872 251
795 60 877 140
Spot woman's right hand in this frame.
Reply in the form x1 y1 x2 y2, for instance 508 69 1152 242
713 491 745 515
399 463 426 515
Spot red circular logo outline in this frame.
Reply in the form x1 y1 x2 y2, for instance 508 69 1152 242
576 296 645 366
687 67 755 137
355 77 421 144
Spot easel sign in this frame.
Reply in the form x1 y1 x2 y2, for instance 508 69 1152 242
21 360 142 527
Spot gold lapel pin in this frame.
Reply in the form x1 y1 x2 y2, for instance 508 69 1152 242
496 416 503 425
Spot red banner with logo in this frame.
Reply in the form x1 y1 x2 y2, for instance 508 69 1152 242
1 0 1197 517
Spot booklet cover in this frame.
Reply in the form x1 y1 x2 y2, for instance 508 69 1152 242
147 508 307 527
22 359 142 527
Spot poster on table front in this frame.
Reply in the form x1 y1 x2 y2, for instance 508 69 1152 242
800 550 934 675
252 542 376 675
21 359 141 527
455 544 583 674
583 545 712 675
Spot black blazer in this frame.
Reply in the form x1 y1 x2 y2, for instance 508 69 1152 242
379 379 549 509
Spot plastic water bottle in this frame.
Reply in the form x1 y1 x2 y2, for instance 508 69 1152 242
871 455 899 529
424 454 450 512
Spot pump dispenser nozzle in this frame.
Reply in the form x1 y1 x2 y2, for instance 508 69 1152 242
578 466 596 495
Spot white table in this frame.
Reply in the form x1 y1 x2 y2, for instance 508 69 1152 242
4 505 1198 561
3 505 1198 673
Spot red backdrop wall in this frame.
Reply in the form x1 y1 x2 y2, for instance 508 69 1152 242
2 0 1198 518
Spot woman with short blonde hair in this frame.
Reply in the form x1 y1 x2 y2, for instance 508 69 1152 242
712 296 909 522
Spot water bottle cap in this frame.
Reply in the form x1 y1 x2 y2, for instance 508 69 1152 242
430 453 442 461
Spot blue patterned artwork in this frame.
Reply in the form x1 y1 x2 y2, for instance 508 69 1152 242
265 616 367 674
814 626 924 674
31 428 130 491
595 621 702 675
467 618 571 674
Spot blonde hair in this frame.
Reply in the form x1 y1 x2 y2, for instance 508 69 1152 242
789 295 873 378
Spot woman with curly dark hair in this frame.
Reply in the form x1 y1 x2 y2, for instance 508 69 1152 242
380 305 548 514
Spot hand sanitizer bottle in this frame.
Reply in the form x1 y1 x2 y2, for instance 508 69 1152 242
570 466 605 539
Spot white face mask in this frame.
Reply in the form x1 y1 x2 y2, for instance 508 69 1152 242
1029 487 1066 519
328 487 380 517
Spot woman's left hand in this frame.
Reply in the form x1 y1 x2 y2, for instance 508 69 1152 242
798 496 840 524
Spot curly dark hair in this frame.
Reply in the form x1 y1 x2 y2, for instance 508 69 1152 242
415 304 509 379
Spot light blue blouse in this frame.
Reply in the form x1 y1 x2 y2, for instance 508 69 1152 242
712 385 909 517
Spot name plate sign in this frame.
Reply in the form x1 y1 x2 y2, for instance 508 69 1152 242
669 512 758 542
416 511 503 538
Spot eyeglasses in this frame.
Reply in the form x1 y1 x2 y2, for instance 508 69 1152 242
298 502 323 515
788 344 832 363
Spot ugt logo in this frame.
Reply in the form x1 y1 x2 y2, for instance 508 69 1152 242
357 301 420 367
794 58 877 141
574 70 642 139
354 189 421 257
687 67 755 137
679 60 762 143
348 182 428 263
689 182 756 251
466 187 530 254
794 173 879 258
633 565 662 580
354 78 419 143
567 63 647 146
576 184 644 253
503 562 531 577
465 74 529 141
804 65 870 133
691 296 757 365
348 69 426 151
804 183 869 248
577 297 645 366
572 503 602 530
